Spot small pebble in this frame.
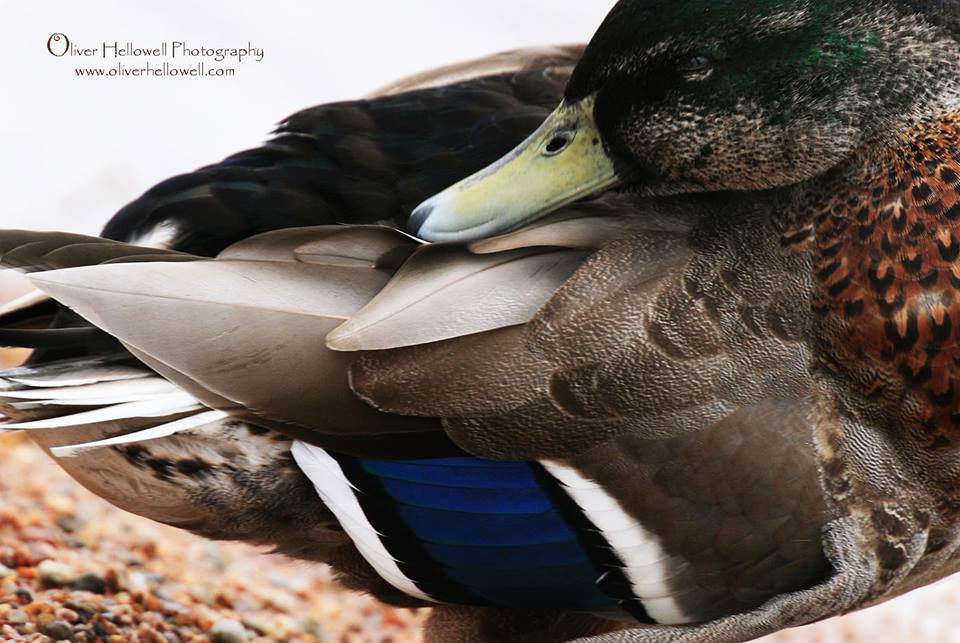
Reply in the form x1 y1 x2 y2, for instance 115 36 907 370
6 608 29 624
43 619 75 641
56 515 78 534
16 620 37 634
37 560 74 588
71 574 107 594
64 599 96 620
242 615 280 637
210 618 249 643
54 607 80 624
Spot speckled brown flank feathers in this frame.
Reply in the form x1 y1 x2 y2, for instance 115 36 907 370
347 189 834 624
785 112 960 450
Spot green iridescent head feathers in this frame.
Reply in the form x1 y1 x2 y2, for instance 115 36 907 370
565 0 960 194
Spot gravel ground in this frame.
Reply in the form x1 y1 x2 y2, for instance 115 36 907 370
0 430 428 643
3 301 960 642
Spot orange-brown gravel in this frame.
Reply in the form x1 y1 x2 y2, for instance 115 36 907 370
0 429 428 642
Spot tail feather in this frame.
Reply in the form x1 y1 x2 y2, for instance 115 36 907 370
2 392 202 430
0 377 178 402
50 409 229 458
0 327 104 349
0 351 333 545
0 230 198 362
0 355 147 388
0 355 219 456
0 289 56 326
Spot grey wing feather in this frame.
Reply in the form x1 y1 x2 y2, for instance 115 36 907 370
327 244 588 351
366 45 585 98
26 259 421 434
218 225 420 268
0 231 193 272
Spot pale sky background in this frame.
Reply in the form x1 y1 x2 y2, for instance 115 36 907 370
0 0 615 234
3 2 960 640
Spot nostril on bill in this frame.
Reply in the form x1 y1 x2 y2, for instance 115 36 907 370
544 135 569 154
408 203 434 236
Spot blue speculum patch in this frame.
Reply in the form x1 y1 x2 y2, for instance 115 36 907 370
336 454 623 611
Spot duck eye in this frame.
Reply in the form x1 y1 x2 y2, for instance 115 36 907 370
677 55 713 77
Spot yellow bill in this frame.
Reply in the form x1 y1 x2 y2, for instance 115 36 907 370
408 95 618 242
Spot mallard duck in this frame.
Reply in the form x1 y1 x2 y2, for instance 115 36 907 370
3 1 960 640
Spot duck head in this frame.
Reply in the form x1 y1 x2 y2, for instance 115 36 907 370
410 0 960 242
